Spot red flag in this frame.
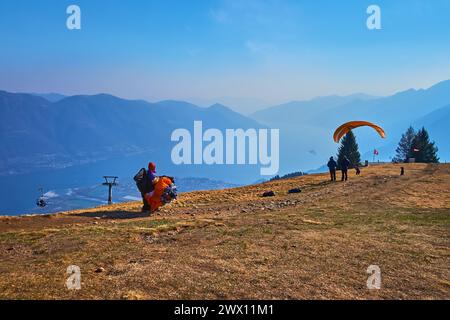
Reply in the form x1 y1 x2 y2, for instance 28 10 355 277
373 149 379 155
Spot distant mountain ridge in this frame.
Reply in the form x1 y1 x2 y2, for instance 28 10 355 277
0 90 266 182
248 79 450 172
1 78 449 182
31 93 67 103
252 93 378 126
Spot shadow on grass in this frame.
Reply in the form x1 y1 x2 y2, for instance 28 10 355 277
74 210 152 220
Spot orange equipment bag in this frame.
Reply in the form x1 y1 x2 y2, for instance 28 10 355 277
145 176 174 212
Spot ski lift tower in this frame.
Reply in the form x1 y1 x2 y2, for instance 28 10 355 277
102 176 118 204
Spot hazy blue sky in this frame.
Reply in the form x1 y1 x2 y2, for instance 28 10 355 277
1 0 450 113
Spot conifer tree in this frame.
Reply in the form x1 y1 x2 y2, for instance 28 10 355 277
411 127 439 163
337 131 361 168
393 126 416 163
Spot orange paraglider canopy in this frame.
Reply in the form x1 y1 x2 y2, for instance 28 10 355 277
333 121 386 143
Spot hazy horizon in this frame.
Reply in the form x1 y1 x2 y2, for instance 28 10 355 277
6 76 450 115
1 0 450 114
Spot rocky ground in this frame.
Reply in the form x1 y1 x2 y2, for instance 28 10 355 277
0 163 449 299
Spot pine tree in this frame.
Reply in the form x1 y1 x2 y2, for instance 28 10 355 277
411 127 439 163
393 126 416 163
337 131 361 168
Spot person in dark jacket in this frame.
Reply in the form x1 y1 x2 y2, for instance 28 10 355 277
327 156 337 181
141 162 158 212
340 156 350 181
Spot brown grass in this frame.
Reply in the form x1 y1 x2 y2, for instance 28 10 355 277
0 163 449 299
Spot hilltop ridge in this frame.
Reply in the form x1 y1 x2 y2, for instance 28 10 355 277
0 163 449 299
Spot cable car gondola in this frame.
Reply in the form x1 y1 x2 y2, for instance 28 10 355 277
36 188 48 208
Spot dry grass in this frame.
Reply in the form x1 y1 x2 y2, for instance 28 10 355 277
0 163 449 299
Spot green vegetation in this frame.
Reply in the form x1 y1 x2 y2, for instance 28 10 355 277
394 126 439 163
270 171 306 181
337 131 361 167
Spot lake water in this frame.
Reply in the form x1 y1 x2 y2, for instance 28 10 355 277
0 157 139 215
0 153 244 216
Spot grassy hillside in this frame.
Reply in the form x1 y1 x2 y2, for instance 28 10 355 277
0 163 449 299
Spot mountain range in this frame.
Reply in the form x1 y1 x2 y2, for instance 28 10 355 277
0 93 264 214
0 91 265 182
252 79 450 170
1 79 450 184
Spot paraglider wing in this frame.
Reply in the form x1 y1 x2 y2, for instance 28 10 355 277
145 176 177 212
333 121 386 143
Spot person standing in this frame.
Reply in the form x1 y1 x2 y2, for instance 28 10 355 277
137 162 158 212
147 162 157 187
327 156 338 181
340 156 350 181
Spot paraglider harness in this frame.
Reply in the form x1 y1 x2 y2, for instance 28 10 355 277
161 181 177 204
134 168 151 194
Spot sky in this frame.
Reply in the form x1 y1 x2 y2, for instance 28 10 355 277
1 0 450 113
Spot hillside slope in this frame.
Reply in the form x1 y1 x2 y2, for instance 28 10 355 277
0 163 449 299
